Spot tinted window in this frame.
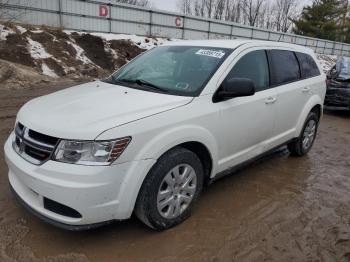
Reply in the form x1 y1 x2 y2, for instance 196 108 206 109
225 50 269 92
296 52 320 78
269 50 300 86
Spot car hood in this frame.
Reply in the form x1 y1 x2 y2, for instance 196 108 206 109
17 81 193 140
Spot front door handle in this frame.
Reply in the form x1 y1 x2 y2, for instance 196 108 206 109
302 87 311 93
265 96 277 104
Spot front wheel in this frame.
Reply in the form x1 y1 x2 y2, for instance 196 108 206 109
135 147 204 230
288 111 319 156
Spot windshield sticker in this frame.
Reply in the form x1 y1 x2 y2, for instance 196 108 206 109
195 49 225 59
176 82 190 90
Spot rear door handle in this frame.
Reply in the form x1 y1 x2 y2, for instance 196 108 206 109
265 96 277 104
302 87 311 93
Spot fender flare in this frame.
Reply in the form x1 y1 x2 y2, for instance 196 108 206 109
295 95 323 137
135 125 218 166
117 125 219 217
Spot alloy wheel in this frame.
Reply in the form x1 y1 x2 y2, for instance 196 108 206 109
302 119 316 151
157 164 197 219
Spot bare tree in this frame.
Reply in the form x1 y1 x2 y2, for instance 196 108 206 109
206 0 214 18
273 0 298 32
257 1 276 29
194 0 207 17
114 0 150 7
213 0 226 20
226 0 243 23
184 0 243 22
241 0 266 27
175 0 302 32
177 0 193 15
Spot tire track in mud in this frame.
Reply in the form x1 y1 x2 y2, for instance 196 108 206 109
0 218 89 262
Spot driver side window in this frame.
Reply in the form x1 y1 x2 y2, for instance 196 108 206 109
225 50 270 92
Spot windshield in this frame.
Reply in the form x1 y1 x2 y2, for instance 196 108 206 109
106 46 233 96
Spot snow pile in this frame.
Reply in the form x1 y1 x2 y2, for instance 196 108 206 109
68 40 95 65
27 38 52 59
317 54 337 73
88 32 172 49
0 22 157 78
0 24 14 41
41 63 58 78
16 25 27 34
31 29 44 34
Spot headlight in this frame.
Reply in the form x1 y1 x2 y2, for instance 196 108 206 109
53 137 131 165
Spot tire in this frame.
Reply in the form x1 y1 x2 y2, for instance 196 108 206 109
135 147 204 230
288 111 319 157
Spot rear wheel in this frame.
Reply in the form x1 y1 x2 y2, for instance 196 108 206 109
288 111 319 156
135 147 204 230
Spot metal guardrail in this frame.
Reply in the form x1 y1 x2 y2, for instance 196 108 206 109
1 0 349 56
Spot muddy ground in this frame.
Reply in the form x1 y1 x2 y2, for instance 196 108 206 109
0 82 349 262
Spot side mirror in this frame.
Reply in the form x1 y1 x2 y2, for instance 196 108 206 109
214 77 256 102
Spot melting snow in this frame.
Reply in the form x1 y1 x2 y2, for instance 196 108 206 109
65 30 173 50
317 54 337 73
16 25 27 34
0 24 14 40
27 38 51 59
31 29 44 34
68 40 96 65
41 63 57 77
91 33 172 49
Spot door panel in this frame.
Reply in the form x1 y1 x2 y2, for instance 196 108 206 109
271 81 310 146
213 49 276 173
267 49 312 148
216 89 277 172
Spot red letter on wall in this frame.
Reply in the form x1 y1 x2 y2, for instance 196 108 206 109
175 17 182 27
99 5 109 17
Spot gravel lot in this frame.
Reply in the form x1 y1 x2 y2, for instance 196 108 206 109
0 83 349 262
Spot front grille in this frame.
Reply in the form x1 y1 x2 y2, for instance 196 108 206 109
13 122 59 165
24 145 51 161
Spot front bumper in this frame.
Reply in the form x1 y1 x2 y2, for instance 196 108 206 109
9 183 113 230
325 87 350 108
4 133 156 229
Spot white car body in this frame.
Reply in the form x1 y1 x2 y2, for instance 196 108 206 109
4 40 326 229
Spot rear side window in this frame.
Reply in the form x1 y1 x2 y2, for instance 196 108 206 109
295 52 320 78
225 50 269 92
268 50 300 86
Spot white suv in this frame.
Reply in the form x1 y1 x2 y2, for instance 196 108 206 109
4 40 326 230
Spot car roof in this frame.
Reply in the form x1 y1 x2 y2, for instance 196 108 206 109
163 39 313 54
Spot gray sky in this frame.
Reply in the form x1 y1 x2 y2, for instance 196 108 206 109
150 0 178 12
149 0 312 13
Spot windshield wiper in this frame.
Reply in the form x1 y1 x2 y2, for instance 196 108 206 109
117 78 169 93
